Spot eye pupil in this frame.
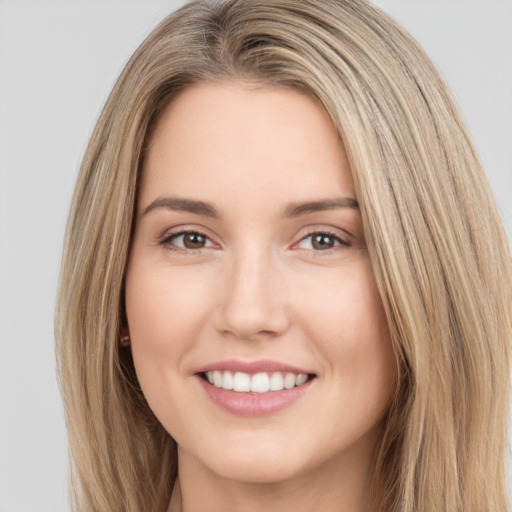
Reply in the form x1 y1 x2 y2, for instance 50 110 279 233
312 234 335 250
184 232 206 249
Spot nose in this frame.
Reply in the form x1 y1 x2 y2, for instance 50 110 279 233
215 247 290 341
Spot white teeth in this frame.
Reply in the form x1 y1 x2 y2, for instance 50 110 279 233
251 373 270 393
296 373 308 386
233 372 251 392
222 370 234 390
284 372 296 389
205 370 310 393
269 372 284 391
213 370 223 387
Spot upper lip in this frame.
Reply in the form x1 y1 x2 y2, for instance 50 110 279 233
194 359 314 375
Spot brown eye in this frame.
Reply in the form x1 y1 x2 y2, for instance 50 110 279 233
161 231 214 251
182 232 207 249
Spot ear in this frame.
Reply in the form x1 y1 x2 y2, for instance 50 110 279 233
120 326 131 347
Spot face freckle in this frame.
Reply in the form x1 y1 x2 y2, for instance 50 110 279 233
125 82 397 488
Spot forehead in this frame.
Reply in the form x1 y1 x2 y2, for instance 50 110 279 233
140 82 354 211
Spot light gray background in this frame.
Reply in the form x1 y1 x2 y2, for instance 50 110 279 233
0 1 510 511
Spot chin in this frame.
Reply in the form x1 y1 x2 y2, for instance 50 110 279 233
208 456 305 485
184 437 314 485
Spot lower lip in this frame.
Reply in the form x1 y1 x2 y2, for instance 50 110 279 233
197 376 314 416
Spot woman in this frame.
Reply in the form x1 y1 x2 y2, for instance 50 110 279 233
55 1 512 511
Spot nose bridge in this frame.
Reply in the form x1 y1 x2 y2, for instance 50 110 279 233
217 241 288 339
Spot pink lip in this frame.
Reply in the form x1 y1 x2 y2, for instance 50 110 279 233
194 358 313 375
197 376 314 416
194 359 316 417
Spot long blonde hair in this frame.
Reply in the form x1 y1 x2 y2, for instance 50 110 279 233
55 1 512 510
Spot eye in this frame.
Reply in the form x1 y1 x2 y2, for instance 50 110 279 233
161 230 216 251
296 231 347 251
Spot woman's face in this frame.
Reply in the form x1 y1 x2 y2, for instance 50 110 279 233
125 82 397 485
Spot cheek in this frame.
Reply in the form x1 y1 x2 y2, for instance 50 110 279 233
124 260 211 427
299 260 396 402
124 260 213 414
125 262 209 353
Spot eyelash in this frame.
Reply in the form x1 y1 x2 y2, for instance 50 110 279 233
160 230 215 254
294 230 350 254
159 229 350 256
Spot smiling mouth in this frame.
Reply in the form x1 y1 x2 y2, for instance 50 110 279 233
201 370 315 394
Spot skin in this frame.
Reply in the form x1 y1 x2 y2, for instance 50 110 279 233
125 82 397 512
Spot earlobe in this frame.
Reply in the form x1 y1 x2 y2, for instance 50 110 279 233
120 329 131 347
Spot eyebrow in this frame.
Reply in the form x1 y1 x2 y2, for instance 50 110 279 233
282 197 359 217
143 197 221 218
142 196 359 218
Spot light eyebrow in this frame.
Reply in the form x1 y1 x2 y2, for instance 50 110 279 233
142 196 221 218
282 197 359 218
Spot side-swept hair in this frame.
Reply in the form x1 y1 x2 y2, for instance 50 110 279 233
55 1 512 510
